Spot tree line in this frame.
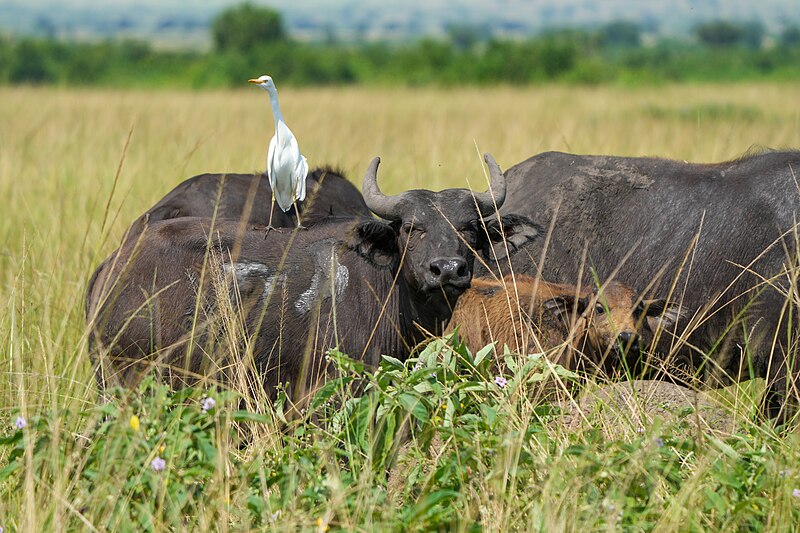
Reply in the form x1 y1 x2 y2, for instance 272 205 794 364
2 4 800 88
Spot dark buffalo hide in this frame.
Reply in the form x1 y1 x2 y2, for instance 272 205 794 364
126 167 371 238
486 149 800 421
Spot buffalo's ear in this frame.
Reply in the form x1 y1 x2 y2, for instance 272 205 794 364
640 299 686 331
345 219 399 267
480 214 542 260
543 294 589 323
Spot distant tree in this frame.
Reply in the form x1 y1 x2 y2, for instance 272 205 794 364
34 16 57 38
9 40 53 83
601 20 641 47
741 21 765 49
780 25 800 47
322 24 338 46
445 23 490 51
211 3 287 53
695 21 745 47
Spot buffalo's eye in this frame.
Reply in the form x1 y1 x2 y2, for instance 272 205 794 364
403 222 424 234
459 226 477 241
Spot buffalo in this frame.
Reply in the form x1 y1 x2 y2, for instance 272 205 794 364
446 275 683 373
86 155 538 401
489 149 800 421
126 167 371 238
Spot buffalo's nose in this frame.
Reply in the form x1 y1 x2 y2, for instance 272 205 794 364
429 257 469 286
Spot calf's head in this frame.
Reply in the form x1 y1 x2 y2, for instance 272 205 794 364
545 281 684 366
359 154 535 316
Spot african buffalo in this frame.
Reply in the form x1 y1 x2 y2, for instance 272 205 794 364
126 167 371 238
86 155 537 401
490 149 800 421
446 275 682 373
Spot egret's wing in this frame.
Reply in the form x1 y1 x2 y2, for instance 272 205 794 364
271 121 300 211
280 123 307 203
295 155 308 202
267 133 277 190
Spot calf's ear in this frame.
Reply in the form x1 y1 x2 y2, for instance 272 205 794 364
480 214 542 260
346 220 399 267
543 294 589 323
640 299 686 331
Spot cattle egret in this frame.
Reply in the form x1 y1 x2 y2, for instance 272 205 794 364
248 74 308 229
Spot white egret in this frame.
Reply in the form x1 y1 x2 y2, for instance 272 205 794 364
248 74 309 229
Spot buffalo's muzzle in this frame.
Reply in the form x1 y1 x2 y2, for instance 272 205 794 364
429 257 470 289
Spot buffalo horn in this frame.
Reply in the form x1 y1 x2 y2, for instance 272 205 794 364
473 153 507 215
362 156 403 221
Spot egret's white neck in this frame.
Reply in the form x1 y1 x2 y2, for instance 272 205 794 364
265 86 284 123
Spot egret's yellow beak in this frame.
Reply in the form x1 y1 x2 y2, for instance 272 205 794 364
247 78 260 84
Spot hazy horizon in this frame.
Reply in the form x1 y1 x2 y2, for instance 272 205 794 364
2 0 800 47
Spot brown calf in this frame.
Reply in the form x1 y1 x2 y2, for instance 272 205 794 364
446 275 683 373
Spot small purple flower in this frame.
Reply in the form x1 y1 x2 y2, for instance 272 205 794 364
413 358 424 371
793 488 800 499
654 437 664 448
636 426 645 434
151 457 166 472
14 416 26 430
494 376 508 388
201 396 216 412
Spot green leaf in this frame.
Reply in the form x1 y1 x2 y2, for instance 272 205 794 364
0 459 19 482
413 381 436 393
473 342 496 367
247 494 266 516
402 489 459 524
398 393 429 423
0 431 23 446
381 355 405 369
704 488 728 514
444 397 455 428
196 436 217 462
230 411 271 424
480 405 497 428
309 376 352 410
709 437 738 459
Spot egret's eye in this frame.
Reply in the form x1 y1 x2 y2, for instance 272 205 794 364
595 304 606 314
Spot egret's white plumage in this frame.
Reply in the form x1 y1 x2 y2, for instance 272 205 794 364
248 74 308 226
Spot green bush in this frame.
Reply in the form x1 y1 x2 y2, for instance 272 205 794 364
2 336 799 530
2 29 800 89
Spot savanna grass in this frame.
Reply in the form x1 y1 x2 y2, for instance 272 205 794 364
3 83 800 530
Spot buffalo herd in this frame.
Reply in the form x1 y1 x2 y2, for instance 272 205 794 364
86 148 800 423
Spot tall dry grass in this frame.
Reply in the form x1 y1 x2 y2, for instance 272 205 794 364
2 83 800 529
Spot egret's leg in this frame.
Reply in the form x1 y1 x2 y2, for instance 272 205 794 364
265 193 277 237
293 196 306 230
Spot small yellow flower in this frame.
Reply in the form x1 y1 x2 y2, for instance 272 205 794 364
159 445 165 453
129 415 140 432
316 517 329 532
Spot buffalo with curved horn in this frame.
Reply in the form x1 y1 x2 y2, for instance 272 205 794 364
86 155 538 401
490 149 800 422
